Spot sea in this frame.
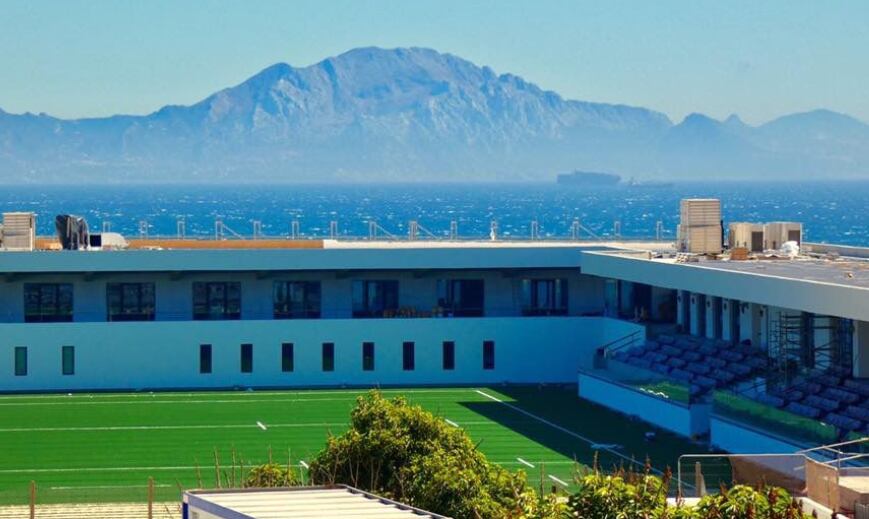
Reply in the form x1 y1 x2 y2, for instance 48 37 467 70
1 181 866 245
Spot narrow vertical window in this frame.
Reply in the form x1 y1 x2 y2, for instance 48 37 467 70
240 343 253 373
442 341 455 370
402 341 415 371
199 344 212 374
14 347 27 376
322 342 335 372
483 340 495 370
362 342 375 371
61 346 75 375
281 343 294 372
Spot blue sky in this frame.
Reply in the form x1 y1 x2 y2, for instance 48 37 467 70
1 0 867 124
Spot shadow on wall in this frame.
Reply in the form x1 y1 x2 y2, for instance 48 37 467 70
458 385 709 474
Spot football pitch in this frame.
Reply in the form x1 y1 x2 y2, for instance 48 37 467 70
0 385 702 505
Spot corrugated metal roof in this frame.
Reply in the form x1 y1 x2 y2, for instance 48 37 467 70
186 486 449 519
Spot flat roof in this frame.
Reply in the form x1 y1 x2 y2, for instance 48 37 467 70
185 487 447 519
693 258 869 290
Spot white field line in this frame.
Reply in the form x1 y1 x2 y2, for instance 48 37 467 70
256 421 267 431
49 484 174 490
516 457 535 468
0 422 348 433
299 461 309 469
444 419 459 427
473 389 660 475
0 397 360 407
548 475 569 487
0 388 477 401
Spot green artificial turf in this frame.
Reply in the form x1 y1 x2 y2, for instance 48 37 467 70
0 385 702 506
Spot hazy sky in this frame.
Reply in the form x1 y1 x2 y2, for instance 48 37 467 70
1 0 867 125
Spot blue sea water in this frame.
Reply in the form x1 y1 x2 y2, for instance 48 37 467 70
0 181 866 245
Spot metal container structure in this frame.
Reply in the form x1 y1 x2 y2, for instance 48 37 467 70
1 212 35 251
729 222 765 252
764 221 802 250
678 199 722 254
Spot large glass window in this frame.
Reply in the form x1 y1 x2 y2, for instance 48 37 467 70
14 347 27 376
62 346 75 375
107 283 155 321
193 282 241 320
436 279 484 317
402 341 415 371
352 280 399 318
521 279 568 316
24 283 73 323
322 342 335 372
273 281 321 319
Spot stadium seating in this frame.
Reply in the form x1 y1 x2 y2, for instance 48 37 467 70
609 333 768 396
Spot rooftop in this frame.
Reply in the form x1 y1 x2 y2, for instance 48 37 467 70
185 487 447 519
693 257 869 290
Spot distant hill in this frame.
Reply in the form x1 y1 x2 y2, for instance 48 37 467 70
0 46 867 183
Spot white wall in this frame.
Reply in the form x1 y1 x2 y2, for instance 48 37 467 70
0 317 643 392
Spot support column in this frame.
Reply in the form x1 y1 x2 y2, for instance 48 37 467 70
690 293 705 337
853 321 869 379
677 290 688 332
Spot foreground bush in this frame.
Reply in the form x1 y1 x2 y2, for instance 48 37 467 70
308 390 532 518
244 462 300 488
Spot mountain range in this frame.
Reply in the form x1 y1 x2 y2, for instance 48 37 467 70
1 46 867 183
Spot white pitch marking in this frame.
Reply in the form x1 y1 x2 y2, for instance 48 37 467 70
445 419 459 427
473 389 659 475
0 464 306 474
0 388 475 402
0 422 347 433
300 461 309 469
256 421 267 431
50 483 173 490
516 458 535 468
549 475 569 487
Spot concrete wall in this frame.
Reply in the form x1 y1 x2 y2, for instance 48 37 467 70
710 417 805 454
0 317 642 392
578 372 705 437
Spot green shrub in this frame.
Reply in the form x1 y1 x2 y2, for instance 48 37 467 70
308 390 537 518
244 462 300 488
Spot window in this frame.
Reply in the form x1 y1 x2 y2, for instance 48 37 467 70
240 344 253 373
436 279 484 317
352 280 399 318
483 340 495 370
402 342 415 371
442 341 455 371
521 279 568 316
362 342 375 371
24 283 73 323
14 347 27 376
62 346 75 375
107 283 155 321
322 342 335 372
199 344 212 374
193 282 241 320
273 281 321 319
281 343 294 372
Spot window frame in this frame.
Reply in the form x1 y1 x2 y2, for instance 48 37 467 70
442 341 455 371
322 342 335 372
402 341 415 371
106 282 156 322
483 340 495 370
14 347 27 376
362 342 375 371
192 282 241 321
281 343 294 373
199 344 212 374
273 281 321 319
24 283 74 323
521 278 569 316
61 345 75 375
352 280 399 318
240 343 253 373
436 279 485 317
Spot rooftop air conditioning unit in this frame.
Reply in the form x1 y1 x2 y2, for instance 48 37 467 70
678 199 722 254
729 222 764 252
1 212 36 251
764 222 802 251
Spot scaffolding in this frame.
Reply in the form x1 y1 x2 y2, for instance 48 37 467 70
768 311 855 391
